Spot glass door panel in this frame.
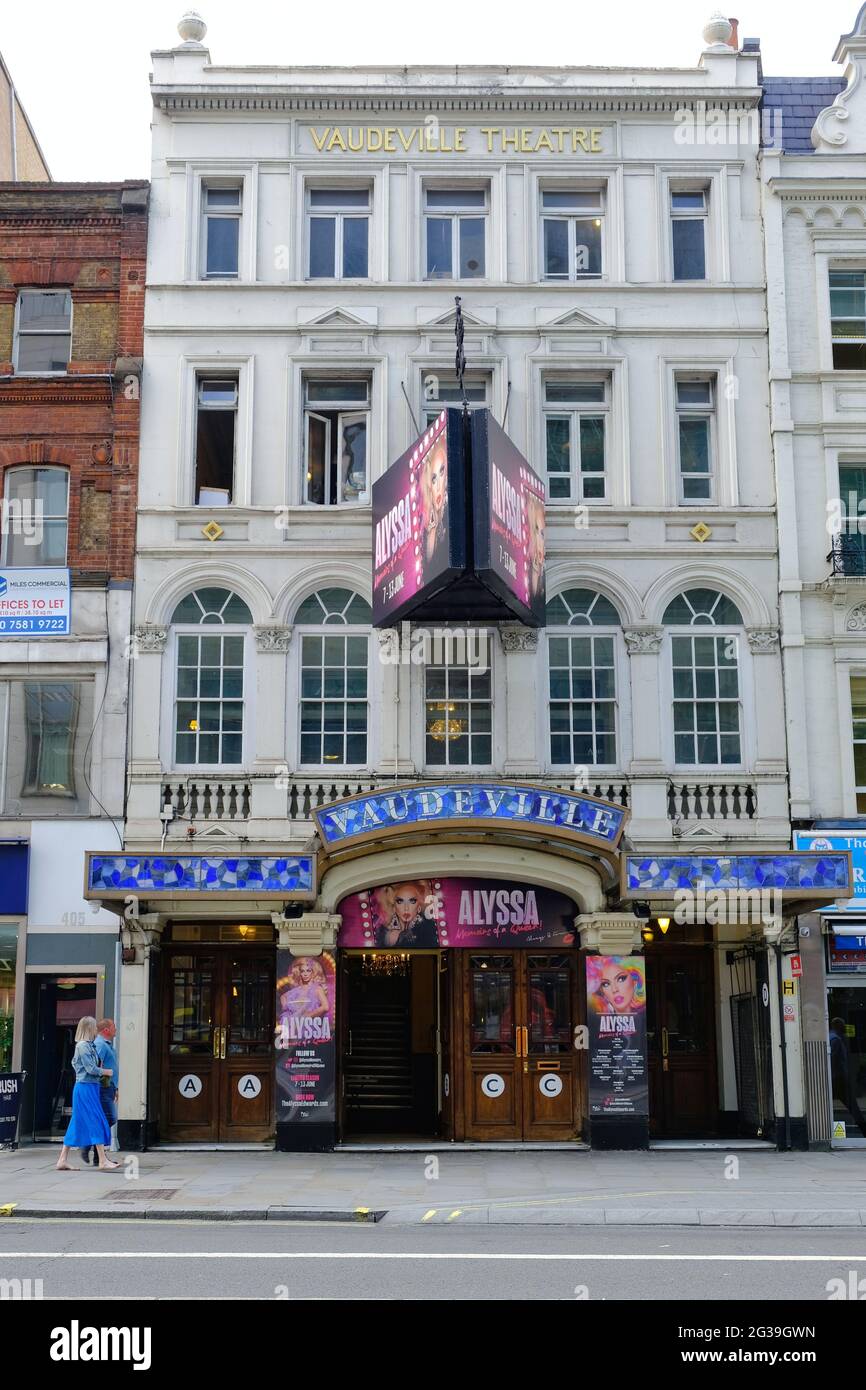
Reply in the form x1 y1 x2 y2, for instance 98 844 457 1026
469 955 515 1053
527 956 572 1054
168 955 215 1054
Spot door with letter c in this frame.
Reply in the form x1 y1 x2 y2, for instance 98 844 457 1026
462 952 581 1140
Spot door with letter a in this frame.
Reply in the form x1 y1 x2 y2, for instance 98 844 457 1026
161 948 275 1141
462 952 580 1140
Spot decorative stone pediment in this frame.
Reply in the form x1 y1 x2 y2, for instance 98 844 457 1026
536 305 614 331
418 303 496 329
813 5 866 153
297 305 378 328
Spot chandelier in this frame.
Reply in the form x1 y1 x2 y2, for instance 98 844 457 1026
427 702 464 742
361 952 410 977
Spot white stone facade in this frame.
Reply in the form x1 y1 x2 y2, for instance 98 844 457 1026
128 27 788 855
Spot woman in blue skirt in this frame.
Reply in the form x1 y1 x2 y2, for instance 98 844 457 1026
55 1016 119 1171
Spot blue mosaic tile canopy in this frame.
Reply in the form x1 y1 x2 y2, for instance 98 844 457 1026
315 782 627 850
86 855 315 898
625 853 852 898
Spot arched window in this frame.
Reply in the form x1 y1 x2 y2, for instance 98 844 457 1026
546 588 620 767
1 466 69 566
663 588 742 766
171 587 252 766
295 588 371 766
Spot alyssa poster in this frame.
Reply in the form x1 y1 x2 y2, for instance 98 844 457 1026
586 955 649 1117
471 411 546 626
275 951 336 1124
372 410 465 626
338 878 576 948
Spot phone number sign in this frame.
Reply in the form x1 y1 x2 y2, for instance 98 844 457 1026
0 568 71 635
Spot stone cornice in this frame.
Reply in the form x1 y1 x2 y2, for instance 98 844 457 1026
153 90 761 117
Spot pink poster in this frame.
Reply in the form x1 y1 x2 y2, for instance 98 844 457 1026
338 877 577 948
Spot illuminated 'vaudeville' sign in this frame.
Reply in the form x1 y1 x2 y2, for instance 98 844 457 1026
315 782 627 851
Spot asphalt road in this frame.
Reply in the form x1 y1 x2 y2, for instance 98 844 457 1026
1 1219 866 1301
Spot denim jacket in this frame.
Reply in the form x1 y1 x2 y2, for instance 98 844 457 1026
72 1040 110 1084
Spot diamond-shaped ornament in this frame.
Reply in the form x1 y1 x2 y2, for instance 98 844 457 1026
690 521 712 543
201 520 224 542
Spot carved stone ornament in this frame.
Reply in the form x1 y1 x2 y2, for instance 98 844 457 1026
847 604 866 632
132 624 168 654
623 626 664 656
811 9 866 153
746 627 780 653
254 625 293 653
498 623 540 653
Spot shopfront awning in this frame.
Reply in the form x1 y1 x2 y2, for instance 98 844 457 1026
83 852 317 911
622 850 853 914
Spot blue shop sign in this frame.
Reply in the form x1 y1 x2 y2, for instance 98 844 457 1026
793 831 866 913
0 843 28 914
315 782 627 851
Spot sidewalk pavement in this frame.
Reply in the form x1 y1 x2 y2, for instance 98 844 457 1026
1 1146 865 1225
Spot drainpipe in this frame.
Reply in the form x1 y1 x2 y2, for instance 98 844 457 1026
8 78 17 180
774 940 792 1151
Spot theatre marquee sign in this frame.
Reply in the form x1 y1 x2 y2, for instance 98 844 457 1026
315 782 627 855
299 124 612 157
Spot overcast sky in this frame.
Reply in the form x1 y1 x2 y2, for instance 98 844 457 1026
2 0 861 180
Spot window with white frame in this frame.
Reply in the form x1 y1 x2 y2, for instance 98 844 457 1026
1 466 69 566
171 588 252 766
675 377 715 502
543 379 608 502
0 679 94 815
424 187 487 279
14 290 72 373
830 270 866 370
422 371 488 427
296 588 371 767
540 188 603 281
664 589 743 767
671 189 707 281
424 636 492 768
201 184 242 279
307 188 370 279
851 674 866 813
304 378 369 506
546 589 619 766
194 376 238 505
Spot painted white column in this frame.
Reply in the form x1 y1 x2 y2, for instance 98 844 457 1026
623 626 667 825
128 626 166 770
117 914 166 1147
253 625 292 818
500 624 541 777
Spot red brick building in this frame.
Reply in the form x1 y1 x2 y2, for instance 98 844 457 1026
0 182 148 1143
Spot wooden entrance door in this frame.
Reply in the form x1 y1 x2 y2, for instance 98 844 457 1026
161 947 274 1142
463 952 580 1141
646 950 718 1138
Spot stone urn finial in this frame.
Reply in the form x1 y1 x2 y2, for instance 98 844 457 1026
702 12 733 47
177 11 207 45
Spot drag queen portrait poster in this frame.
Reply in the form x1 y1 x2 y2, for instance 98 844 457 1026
586 956 649 1118
275 951 337 1124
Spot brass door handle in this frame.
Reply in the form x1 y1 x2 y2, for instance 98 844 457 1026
522 1025 529 1074
220 1027 227 1060
213 1027 219 1059
515 1026 522 1057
